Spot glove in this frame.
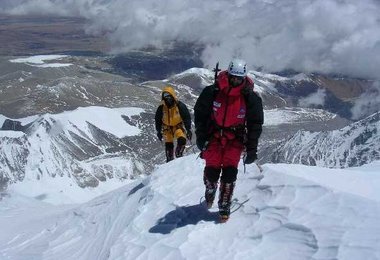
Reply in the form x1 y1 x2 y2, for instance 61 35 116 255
243 150 257 164
196 139 209 151
186 131 192 141
157 132 163 141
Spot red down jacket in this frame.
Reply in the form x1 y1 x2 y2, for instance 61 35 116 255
194 70 264 167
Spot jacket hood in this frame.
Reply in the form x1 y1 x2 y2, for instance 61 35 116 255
162 86 178 101
218 71 254 91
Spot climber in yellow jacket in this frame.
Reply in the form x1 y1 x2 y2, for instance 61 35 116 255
155 86 192 162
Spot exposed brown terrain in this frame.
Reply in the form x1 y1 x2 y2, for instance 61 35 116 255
311 75 370 101
0 15 109 55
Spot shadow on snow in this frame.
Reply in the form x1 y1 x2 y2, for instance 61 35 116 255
149 203 219 234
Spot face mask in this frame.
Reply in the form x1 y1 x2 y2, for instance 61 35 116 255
228 75 244 87
163 93 175 107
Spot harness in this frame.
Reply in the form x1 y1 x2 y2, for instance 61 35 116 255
212 124 246 142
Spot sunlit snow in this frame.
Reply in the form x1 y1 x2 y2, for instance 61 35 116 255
1 155 379 260
52 106 144 139
9 55 73 68
264 108 336 126
0 130 25 138
1 106 143 139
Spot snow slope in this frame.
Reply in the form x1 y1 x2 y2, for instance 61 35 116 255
1 155 380 260
0 106 146 192
9 55 72 68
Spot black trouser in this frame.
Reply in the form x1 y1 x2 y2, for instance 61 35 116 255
204 166 237 183
165 136 186 162
204 166 237 213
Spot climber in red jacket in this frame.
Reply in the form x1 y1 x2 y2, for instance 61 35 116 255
194 59 264 222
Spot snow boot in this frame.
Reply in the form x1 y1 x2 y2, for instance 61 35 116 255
165 142 174 162
175 137 186 158
175 144 185 158
204 180 218 209
218 181 235 222
203 168 220 209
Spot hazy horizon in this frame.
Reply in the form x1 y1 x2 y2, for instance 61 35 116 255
1 0 379 80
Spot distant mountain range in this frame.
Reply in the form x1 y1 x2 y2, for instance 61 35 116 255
271 112 380 168
0 54 379 190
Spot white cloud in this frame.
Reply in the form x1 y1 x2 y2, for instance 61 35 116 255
351 82 380 120
298 88 327 107
1 0 380 79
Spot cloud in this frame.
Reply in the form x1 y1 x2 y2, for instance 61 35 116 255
351 82 380 120
1 0 380 79
298 88 327 107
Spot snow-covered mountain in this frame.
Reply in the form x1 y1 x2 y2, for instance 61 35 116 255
167 67 374 119
0 104 351 197
0 54 377 194
1 54 374 119
272 112 380 168
1 156 380 259
0 106 156 194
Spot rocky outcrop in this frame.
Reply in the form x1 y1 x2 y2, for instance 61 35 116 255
1 119 24 131
0 132 29 185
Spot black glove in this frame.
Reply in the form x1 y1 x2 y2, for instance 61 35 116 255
186 131 192 141
196 138 208 151
244 150 257 164
157 132 163 141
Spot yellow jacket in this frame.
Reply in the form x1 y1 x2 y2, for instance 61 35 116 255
161 86 182 126
155 86 192 134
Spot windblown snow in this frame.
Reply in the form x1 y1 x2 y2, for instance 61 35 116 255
1 155 379 260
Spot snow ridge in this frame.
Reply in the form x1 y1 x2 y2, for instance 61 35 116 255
1 156 380 259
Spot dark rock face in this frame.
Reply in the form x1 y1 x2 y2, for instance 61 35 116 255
1 119 24 131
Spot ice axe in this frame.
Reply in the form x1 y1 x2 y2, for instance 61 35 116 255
213 62 221 83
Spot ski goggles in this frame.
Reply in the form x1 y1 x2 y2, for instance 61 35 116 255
162 92 174 102
162 92 173 99
228 74 245 86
